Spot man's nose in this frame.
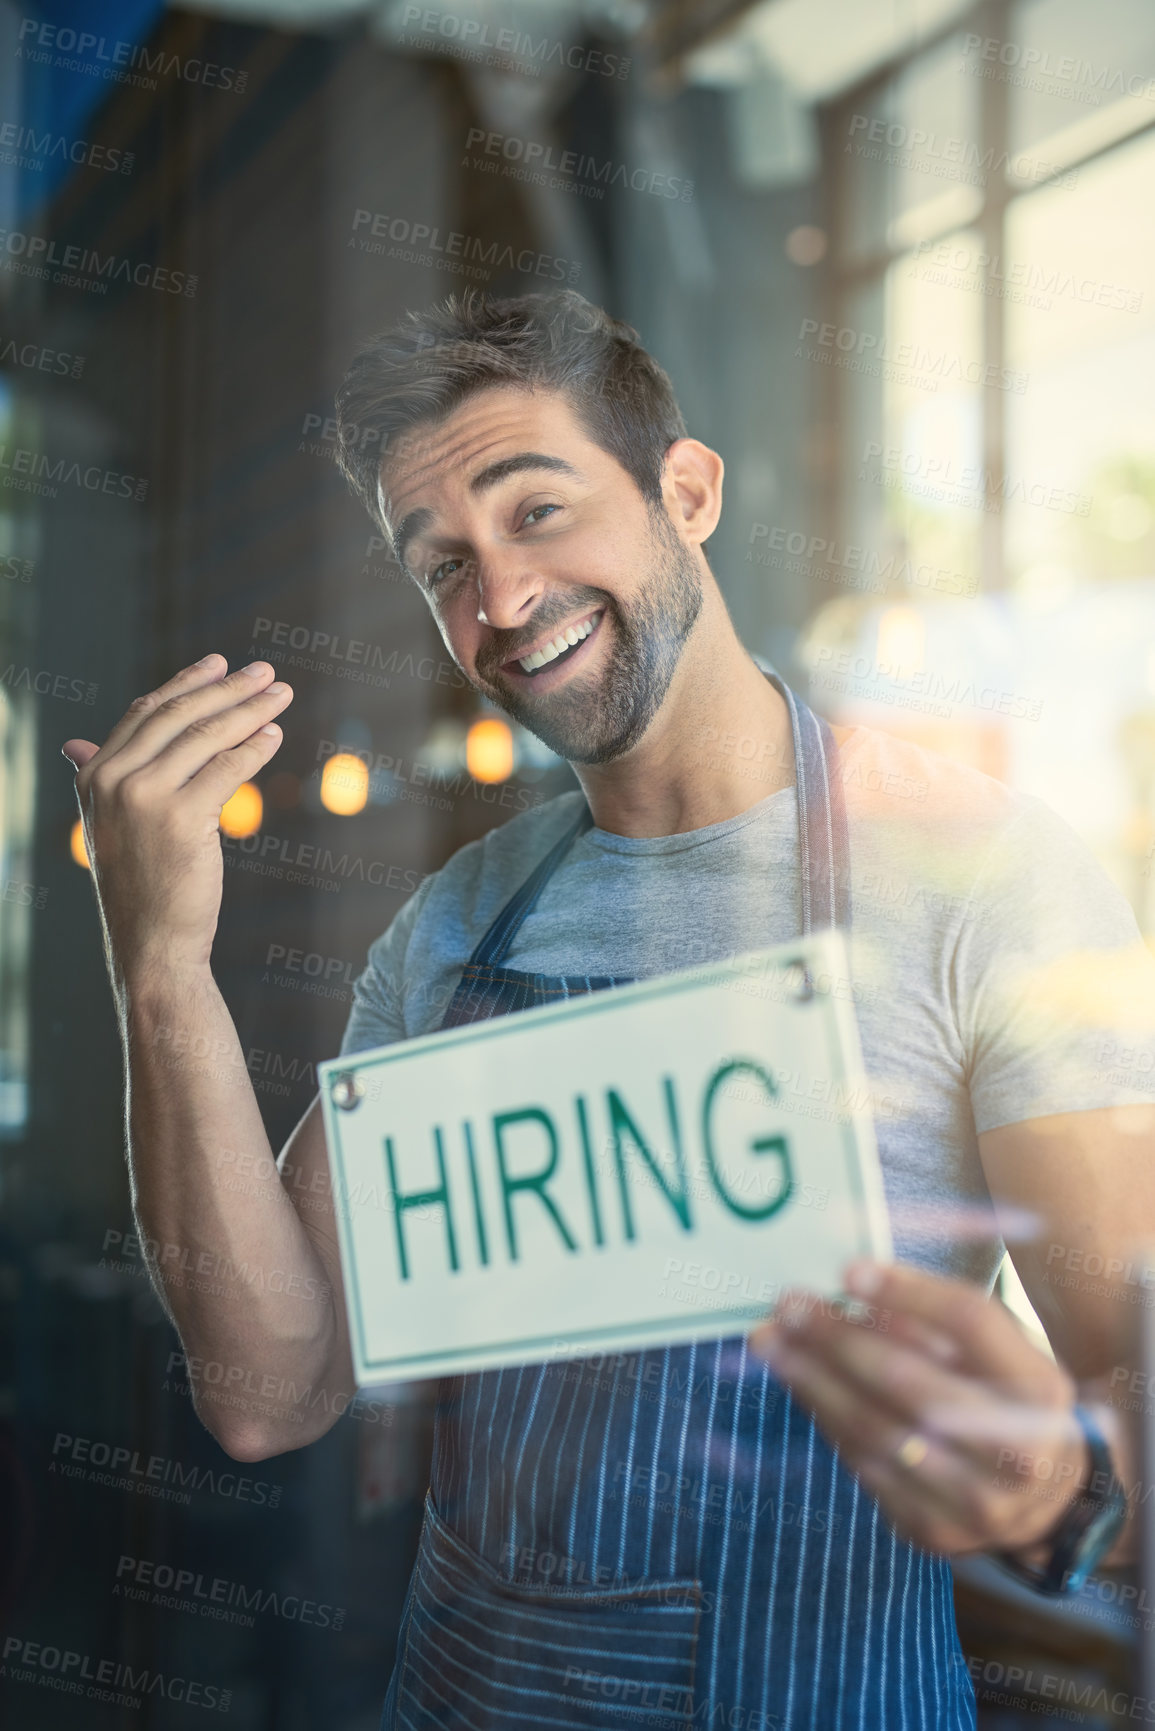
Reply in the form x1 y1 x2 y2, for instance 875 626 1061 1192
474 551 545 630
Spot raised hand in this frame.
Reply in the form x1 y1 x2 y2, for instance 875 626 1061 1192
62 654 293 989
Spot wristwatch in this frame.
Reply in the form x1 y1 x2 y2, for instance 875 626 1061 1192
995 1403 1129 1596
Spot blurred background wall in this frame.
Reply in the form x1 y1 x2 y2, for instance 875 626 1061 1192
1 0 1154 1723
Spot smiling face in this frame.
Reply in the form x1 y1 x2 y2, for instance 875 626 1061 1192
379 385 706 764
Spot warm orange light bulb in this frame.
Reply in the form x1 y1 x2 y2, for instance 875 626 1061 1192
321 753 369 816
220 781 263 838
466 718 514 784
70 819 90 868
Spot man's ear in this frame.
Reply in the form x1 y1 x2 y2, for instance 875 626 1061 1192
660 438 724 547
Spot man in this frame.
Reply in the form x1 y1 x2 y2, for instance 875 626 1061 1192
65 289 1155 1729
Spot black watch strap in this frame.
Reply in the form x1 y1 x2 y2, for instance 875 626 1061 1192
994 1403 1128 1597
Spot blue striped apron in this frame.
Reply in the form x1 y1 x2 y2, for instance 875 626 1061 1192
381 673 977 1730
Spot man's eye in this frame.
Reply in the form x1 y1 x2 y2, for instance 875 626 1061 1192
428 557 466 587
522 503 559 527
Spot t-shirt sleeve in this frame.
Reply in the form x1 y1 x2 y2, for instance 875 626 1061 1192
954 795 1155 1134
338 874 438 1057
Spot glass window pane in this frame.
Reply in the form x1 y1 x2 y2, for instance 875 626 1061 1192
804 235 1004 775
1004 131 1155 583
1002 130 1155 907
841 33 982 263
1001 0 1155 164
877 233 986 591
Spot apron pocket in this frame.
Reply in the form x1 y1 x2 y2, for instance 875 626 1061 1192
391 1494 703 1729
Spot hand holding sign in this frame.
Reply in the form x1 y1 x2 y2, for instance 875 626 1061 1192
750 1259 1086 1557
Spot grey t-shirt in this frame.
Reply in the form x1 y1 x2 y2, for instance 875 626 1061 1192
340 723 1155 1290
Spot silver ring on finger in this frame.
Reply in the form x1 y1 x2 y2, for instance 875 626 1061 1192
895 1432 930 1470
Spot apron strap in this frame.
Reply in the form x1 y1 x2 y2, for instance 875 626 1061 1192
763 670 852 935
460 667 849 971
467 803 595 970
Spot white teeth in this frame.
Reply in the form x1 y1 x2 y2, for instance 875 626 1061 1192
517 610 600 673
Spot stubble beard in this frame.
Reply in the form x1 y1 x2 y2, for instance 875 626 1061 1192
474 508 704 765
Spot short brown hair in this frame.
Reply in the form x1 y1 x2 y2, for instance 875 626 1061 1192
333 289 687 543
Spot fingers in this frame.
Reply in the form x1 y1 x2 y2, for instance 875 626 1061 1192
754 1302 985 1442
137 676 293 790
62 739 99 770
846 1450 982 1554
750 1323 990 1550
843 1259 1060 1393
764 1307 1060 1462
91 662 287 785
749 1302 1084 1554
188 721 285 810
77 653 230 782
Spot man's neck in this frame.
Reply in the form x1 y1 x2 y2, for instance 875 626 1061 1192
569 595 795 838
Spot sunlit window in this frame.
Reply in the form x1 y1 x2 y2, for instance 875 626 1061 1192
810 2 1155 1333
810 14 1155 911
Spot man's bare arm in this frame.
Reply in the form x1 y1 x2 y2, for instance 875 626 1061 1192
65 653 358 1461
125 979 356 1459
980 1103 1155 1566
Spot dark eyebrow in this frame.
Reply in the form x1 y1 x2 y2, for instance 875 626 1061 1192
391 453 585 576
468 452 585 494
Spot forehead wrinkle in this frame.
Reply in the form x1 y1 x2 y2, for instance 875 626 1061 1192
388 417 540 502
382 406 580 543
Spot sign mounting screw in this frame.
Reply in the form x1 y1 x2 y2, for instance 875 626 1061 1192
784 961 815 1003
331 1073 365 1111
